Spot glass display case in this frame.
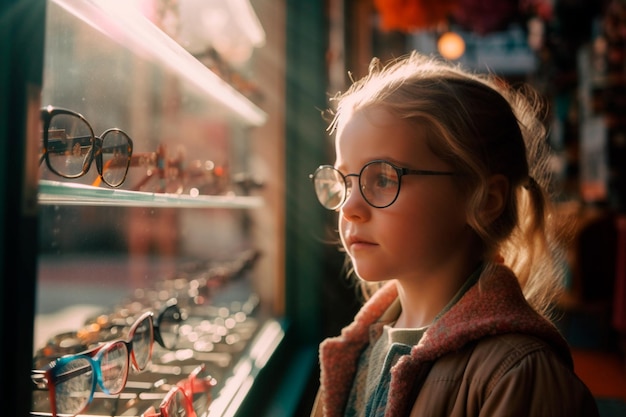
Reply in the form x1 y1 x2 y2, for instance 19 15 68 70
31 0 281 415
2 0 330 416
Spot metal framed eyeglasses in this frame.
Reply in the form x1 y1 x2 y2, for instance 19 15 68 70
40 106 133 187
309 159 458 209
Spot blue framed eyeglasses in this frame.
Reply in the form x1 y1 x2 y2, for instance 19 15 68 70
309 159 458 209
31 311 154 417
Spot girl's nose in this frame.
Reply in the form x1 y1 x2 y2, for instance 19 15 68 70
340 178 369 221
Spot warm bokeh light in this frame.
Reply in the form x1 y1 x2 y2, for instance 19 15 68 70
437 31 465 60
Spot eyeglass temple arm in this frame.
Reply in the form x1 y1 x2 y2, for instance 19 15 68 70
45 135 92 152
31 370 49 390
31 362 92 387
140 405 161 417
403 168 458 176
40 135 93 168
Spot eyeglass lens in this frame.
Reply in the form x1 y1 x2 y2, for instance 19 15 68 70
52 357 95 416
312 166 347 210
45 112 93 178
41 313 153 417
48 341 129 417
97 340 130 393
154 304 182 351
98 129 133 187
44 112 132 187
130 313 154 371
313 161 401 209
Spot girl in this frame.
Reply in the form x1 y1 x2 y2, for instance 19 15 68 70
309 52 599 417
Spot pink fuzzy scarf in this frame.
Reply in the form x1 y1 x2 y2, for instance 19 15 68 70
318 264 571 417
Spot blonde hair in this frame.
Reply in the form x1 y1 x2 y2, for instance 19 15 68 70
327 52 569 318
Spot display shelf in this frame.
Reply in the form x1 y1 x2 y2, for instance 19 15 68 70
51 0 267 127
38 180 263 209
30 319 285 417
32 301 284 417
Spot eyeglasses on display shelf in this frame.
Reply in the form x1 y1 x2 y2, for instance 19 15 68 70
31 312 154 417
40 105 134 188
124 249 260 319
31 249 262 417
33 303 182 369
140 364 217 417
309 159 460 209
127 146 252 197
80 301 184 354
153 300 185 351
115 252 261 366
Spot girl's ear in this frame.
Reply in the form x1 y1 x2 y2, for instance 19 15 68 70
480 174 509 224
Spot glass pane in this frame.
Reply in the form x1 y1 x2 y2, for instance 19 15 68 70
33 1 281 417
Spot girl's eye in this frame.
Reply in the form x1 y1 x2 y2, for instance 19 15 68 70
373 174 397 189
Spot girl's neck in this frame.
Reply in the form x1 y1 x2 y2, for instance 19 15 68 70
393 257 482 329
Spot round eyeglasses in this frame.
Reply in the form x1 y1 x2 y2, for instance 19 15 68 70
309 159 458 210
40 106 133 187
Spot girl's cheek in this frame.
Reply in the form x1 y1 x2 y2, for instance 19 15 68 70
338 220 349 247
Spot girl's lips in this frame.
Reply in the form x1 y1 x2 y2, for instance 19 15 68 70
346 236 376 249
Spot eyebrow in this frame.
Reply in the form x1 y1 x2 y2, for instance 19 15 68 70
334 158 413 172
335 156 395 167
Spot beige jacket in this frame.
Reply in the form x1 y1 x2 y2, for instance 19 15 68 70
311 265 600 417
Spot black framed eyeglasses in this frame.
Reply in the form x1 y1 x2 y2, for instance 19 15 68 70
40 106 134 187
309 159 458 209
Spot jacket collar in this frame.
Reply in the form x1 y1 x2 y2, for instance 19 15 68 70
318 264 572 417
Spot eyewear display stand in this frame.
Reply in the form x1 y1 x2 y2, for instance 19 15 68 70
31 0 289 416
3 0 331 415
